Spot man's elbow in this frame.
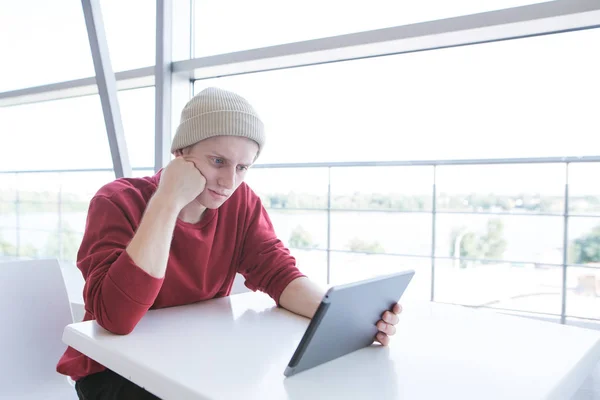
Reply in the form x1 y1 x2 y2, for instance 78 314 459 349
93 310 142 335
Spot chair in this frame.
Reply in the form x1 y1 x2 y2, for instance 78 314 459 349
0 259 77 399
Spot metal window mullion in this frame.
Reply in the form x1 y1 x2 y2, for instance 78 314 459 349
178 0 600 80
155 0 173 172
166 0 195 168
4 0 599 108
81 0 132 178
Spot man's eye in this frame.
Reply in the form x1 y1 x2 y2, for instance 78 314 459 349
214 158 224 164
238 165 248 171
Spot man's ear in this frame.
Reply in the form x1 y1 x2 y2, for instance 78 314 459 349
174 149 183 157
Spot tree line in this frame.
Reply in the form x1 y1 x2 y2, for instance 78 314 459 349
288 218 600 266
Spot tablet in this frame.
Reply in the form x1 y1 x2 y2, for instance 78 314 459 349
284 269 415 377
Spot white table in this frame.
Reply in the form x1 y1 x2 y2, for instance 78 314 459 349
63 292 600 400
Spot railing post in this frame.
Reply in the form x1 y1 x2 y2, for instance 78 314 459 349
326 167 332 285
560 163 570 324
58 177 63 261
431 165 437 302
15 173 20 258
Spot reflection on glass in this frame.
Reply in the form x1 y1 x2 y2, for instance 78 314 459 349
194 28 600 164
568 217 600 266
330 166 433 211
434 258 562 316
566 267 600 320
329 252 431 302
246 168 329 209
436 164 565 214
267 209 328 250
436 213 563 265
330 212 431 256
569 163 600 216
194 0 550 56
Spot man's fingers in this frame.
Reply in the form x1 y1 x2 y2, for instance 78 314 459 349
376 332 390 346
383 311 400 325
377 321 397 336
393 303 403 314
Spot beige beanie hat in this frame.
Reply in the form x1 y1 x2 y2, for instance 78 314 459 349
171 87 265 156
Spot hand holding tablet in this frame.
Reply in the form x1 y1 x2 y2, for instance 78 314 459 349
284 270 415 377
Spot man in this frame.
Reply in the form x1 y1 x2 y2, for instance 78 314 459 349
57 87 403 399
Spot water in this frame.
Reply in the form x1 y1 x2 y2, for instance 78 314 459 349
1 210 598 265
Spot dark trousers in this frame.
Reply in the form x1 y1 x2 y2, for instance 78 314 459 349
75 369 161 400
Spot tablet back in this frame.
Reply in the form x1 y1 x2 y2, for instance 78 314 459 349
284 269 414 377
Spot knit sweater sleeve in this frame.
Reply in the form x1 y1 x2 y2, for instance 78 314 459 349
237 190 305 305
77 195 164 335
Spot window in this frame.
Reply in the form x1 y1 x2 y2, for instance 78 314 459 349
0 0 155 92
0 171 114 262
330 253 431 301
569 217 600 266
119 87 156 169
330 212 431 256
0 0 92 91
330 166 433 211
436 164 566 214
436 213 564 264
245 167 329 209
193 28 600 164
567 265 600 320
0 88 154 171
268 209 328 251
0 95 112 170
194 0 551 56
290 248 328 285
569 163 600 216
100 0 156 72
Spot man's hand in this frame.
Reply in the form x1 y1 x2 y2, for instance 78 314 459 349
156 156 207 210
375 303 402 346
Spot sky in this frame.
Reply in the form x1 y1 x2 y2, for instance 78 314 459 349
1 0 599 196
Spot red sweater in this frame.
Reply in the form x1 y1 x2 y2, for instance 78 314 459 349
56 171 304 381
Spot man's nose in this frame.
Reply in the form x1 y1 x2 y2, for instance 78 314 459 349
218 168 235 189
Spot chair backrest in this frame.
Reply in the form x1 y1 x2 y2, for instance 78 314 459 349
0 259 74 391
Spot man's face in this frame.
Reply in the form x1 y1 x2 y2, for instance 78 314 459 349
179 135 259 208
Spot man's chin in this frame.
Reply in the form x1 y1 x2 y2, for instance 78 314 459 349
204 202 224 209
197 194 228 209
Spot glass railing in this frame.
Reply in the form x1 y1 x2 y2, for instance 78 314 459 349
1 158 599 324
